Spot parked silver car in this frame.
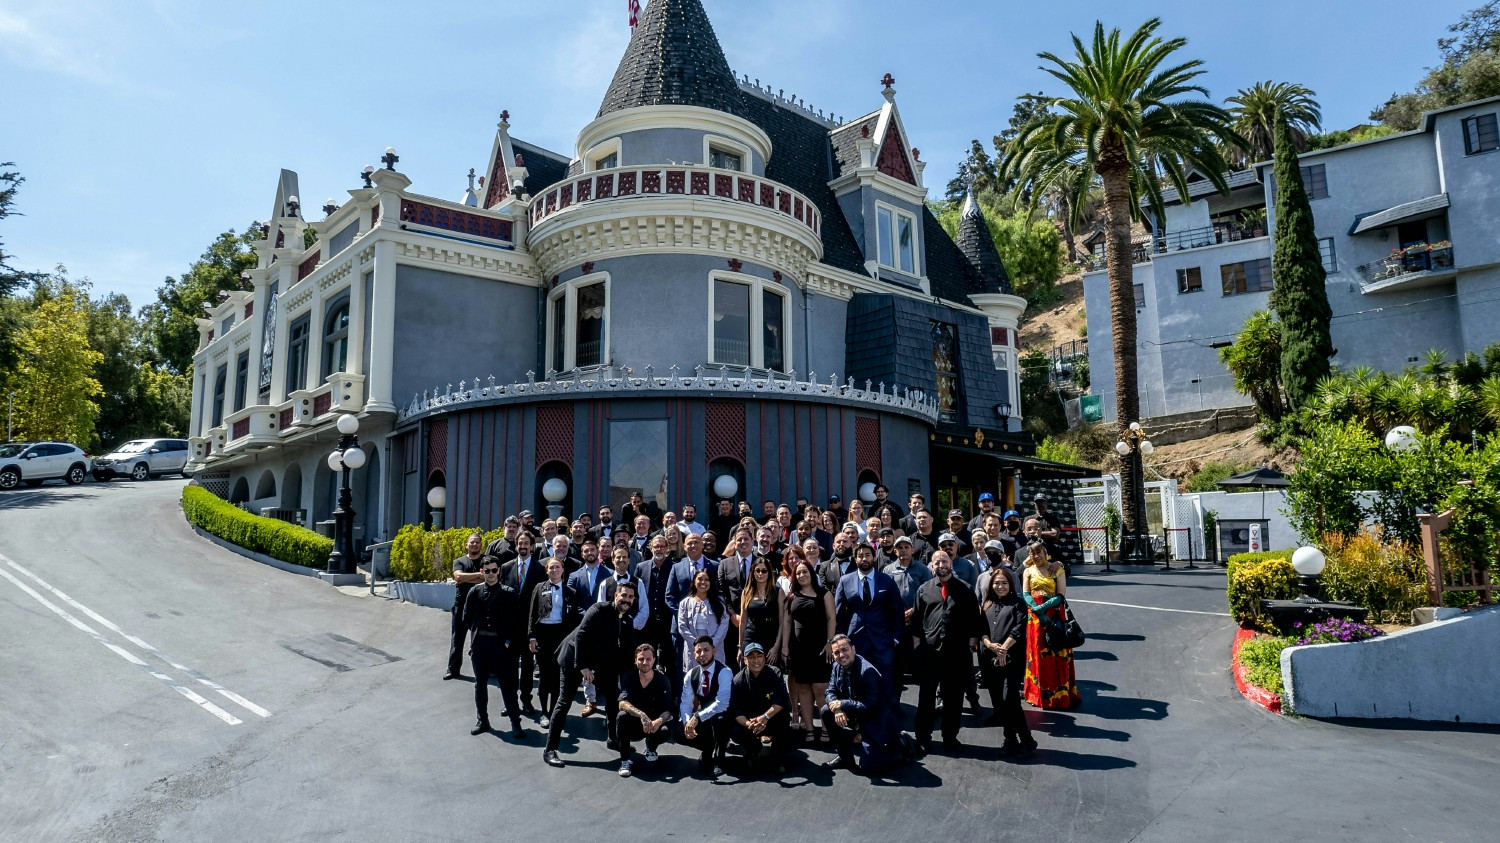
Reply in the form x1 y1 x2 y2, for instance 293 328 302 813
91 438 190 481
0 442 92 489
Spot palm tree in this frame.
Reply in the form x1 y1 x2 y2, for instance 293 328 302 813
1225 81 1322 166
1003 18 1242 542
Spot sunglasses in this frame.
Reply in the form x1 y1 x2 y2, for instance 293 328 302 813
482 567 500 574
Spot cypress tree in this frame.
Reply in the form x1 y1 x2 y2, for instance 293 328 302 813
1269 113 1333 409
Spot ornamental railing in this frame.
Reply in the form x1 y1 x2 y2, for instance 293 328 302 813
529 166 821 236
398 365 937 424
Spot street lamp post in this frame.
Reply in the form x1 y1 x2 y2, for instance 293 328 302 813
326 414 365 575
1114 421 1155 564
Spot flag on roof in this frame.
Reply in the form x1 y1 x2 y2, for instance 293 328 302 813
629 0 642 28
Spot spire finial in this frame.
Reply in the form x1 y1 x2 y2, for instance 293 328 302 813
466 168 476 191
880 73 895 90
500 109 510 123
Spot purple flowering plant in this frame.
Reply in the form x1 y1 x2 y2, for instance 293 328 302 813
1293 617 1385 646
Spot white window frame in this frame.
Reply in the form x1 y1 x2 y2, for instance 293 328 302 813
874 200 918 275
703 134 751 173
584 137 622 172
1318 237 1338 273
546 271 612 373
707 271 793 371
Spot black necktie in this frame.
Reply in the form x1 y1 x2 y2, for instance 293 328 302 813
862 576 872 604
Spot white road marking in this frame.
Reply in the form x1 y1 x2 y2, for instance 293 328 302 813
0 551 271 721
0 565 242 725
0 491 46 509
1068 597 1231 617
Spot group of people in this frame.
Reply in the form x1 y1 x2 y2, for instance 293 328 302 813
445 484 1080 779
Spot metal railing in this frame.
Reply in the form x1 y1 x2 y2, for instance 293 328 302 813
1356 244 1455 286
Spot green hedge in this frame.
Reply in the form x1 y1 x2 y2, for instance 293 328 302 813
181 485 333 568
389 523 505 582
1238 635 1294 697
1225 548 1298 578
1226 552 1299 630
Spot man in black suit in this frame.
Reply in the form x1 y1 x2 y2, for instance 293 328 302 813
817 532 856 592
912 550 981 754
716 527 755 669
635 535 676 678
464 556 525 739
708 498 737 542
543 582 640 768
527 557 580 726
868 484 904 526
485 516 522 562
621 490 663 532
502 531 545 714
588 504 621 544
898 493 927 536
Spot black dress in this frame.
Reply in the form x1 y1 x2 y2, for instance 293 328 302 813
742 591 781 656
787 591 831 684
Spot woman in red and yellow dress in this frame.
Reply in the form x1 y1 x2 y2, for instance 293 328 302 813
1021 541 1081 710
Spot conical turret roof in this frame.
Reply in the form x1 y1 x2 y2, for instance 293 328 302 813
956 189 1013 295
597 0 744 119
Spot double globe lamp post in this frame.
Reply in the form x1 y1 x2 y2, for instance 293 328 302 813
325 413 365 575
1114 422 1155 563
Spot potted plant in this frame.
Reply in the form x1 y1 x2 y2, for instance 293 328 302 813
1103 502 1122 561
1202 508 1220 566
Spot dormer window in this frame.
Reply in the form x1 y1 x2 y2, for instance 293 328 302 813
709 147 742 171
595 152 618 170
876 203 917 275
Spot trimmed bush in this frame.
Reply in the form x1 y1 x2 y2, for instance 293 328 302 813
389 523 505 582
181 485 332 568
1319 529 1428 624
1238 635 1293 697
1227 554 1299 630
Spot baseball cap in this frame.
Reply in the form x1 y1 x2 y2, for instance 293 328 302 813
742 641 766 657
879 527 895 537
938 532 960 545
828 494 841 503
1003 510 1020 519
893 535 913 547
978 492 995 502
505 515 520 525
519 509 533 518
1033 493 1047 501
984 540 1005 552
947 508 964 519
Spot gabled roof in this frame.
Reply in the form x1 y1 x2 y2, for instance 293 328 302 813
829 111 880 177
955 191 1013 295
597 0 744 119
513 140 570 197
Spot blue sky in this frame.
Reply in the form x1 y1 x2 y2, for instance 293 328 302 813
0 0 1473 310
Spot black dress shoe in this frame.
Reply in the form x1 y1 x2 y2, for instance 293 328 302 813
914 738 932 756
512 721 525 739
942 737 963 754
965 697 982 715
543 750 565 768
443 671 457 681
471 721 490 735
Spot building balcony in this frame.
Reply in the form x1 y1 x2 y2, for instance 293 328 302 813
288 372 367 429
530 166 820 236
398 365 939 426
1356 243 1456 294
221 405 282 453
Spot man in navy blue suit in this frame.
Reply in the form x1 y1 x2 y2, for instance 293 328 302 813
834 542 906 704
664 532 718 691
565 540 612 716
821 634 897 775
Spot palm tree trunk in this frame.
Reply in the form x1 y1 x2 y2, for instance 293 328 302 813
1060 194 1078 264
1099 155 1143 539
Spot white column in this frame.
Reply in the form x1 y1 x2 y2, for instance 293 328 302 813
269 281 290 403
365 238 399 413
347 268 367 376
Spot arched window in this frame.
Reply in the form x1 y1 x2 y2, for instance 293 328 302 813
708 272 791 372
211 365 228 428
322 298 350 379
545 273 610 373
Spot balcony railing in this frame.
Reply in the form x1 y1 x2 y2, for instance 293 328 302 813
529 166 820 235
1082 222 1268 271
1356 243 1455 288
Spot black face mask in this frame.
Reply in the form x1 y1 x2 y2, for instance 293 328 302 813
986 549 1005 564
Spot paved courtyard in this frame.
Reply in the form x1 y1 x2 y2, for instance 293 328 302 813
1 479 1496 841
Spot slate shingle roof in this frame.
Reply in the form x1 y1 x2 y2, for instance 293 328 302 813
512 140 570 197
828 112 880 178
597 0 745 119
955 191 1013 295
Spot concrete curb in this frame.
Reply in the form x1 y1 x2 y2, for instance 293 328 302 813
1231 627 1283 714
187 523 330 581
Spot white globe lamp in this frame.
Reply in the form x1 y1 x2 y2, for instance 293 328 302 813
326 451 345 472
1115 440 1130 456
1291 546 1326 577
1139 439 1154 457
858 482 877 503
336 413 360 435
713 474 738 500
542 478 568 520
1384 425 1419 452
341 447 366 470
426 486 446 510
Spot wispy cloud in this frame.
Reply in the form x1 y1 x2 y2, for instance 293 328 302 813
0 2 121 86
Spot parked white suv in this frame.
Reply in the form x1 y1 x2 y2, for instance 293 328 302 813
0 442 92 489
91 438 190 481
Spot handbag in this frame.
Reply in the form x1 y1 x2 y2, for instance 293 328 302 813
1042 602 1085 651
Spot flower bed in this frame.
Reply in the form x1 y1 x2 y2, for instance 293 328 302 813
1231 620 1386 714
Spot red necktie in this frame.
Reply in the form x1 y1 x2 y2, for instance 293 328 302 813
941 581 948 601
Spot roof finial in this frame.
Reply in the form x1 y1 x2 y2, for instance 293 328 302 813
880 73 895 90
466 168 476 191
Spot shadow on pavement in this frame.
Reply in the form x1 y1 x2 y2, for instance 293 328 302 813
1074 650 1118 661
1085 693 1169 722
1085 633 1146 642
1028 747 1137 771
1034 712 1131 742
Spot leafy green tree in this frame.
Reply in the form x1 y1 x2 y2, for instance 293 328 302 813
1220 310 1285 421
1019 349 1067 437
1304 124 1398 150
1187 460 1240 493
1003 18 1242 538
140 224 261 375
84 285 191 450
1225 81 1322 165
1284 420 1388 541
5 273 102 445
1268 115 1333 411
1 164 42 384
